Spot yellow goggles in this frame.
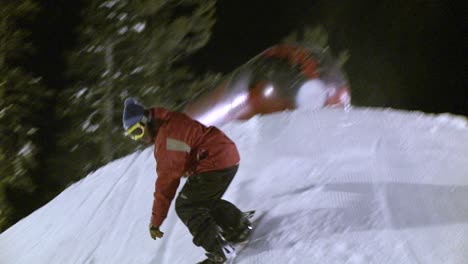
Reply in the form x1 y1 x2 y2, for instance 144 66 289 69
125 122 146 140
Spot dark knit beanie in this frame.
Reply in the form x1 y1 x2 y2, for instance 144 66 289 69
122 98 145 130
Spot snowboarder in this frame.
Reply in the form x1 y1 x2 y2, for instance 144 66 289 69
122 98 252 263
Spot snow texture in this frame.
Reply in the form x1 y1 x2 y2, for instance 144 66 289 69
1 107 467 264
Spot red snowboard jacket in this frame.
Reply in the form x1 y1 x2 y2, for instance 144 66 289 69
149 108 240 227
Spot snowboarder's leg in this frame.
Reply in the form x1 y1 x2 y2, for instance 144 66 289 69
175 165 241 262
198 166 252 243
211 199 244 230
176 205 228 262
212 200 251 243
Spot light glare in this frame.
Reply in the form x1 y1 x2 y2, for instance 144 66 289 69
264 86 274 97
197 93 248 125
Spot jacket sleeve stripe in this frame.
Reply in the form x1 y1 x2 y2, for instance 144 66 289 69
166 138 191 153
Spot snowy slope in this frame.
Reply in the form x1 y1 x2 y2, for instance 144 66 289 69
1 107 467 264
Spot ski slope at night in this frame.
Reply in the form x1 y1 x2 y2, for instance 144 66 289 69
1 107 467 264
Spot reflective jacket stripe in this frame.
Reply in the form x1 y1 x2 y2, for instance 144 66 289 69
166 138 191 153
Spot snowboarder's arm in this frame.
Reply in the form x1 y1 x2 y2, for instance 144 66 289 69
151 138 187 227
151 171 181 227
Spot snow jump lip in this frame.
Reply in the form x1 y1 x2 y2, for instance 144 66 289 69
184 44 351 126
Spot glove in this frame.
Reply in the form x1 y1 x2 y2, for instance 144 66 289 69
149 224 164 240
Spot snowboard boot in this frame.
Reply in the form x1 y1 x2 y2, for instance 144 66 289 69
225 223 252 244
197 254 225 264
197 236 234 264
220 212 253 244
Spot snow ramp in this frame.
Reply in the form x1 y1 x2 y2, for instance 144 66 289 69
1 107 468 264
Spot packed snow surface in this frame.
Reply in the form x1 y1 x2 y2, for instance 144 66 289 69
1 107 467 264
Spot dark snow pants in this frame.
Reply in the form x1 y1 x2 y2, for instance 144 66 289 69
175 165 244 255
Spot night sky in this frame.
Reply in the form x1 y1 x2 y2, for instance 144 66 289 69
33 0 466 116
27 0 83 91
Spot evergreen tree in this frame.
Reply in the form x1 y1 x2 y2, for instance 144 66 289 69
0 0 50 231
283 26 349 68
57 0 219 183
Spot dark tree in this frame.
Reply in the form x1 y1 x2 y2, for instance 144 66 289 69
55 0 221 187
